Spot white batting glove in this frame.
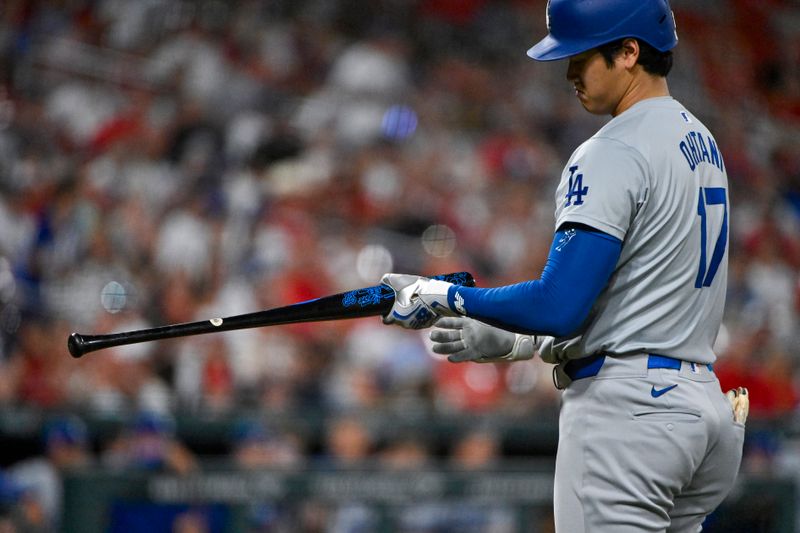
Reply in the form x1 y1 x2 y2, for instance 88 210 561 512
726 387 749 424
381 273 461 329
430 317 537 363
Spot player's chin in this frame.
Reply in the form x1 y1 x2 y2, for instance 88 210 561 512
577 96 609 116
574 90 591 108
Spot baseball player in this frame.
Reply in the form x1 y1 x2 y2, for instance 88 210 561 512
381 0 748 531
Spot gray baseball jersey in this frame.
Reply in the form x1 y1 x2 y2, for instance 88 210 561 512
539 97 728 365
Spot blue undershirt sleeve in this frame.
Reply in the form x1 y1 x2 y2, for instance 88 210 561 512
447 226 622 337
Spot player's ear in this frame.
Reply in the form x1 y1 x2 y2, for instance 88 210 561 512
619 38 640 69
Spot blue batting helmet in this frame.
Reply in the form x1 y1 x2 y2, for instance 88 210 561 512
528 0 678 61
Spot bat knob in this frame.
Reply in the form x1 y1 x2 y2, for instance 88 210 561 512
67 333 87 358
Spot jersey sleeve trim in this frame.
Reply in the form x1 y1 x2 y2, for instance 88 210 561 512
555 213 627 241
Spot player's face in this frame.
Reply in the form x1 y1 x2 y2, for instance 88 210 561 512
566 49 630 116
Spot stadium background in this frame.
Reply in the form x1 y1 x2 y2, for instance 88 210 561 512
0 0 798 531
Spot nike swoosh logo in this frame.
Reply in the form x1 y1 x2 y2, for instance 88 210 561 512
651 384 678 398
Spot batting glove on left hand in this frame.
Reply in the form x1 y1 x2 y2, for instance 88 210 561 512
431 317 537 363
381 273 462 329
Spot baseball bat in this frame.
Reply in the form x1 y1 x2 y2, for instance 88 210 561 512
67 272 475 358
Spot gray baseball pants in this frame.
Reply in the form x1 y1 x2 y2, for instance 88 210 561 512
553 353 745 532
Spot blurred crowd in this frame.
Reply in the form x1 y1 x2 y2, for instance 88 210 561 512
0 0 798 530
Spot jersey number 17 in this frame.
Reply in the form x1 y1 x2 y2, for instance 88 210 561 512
695 187 728 288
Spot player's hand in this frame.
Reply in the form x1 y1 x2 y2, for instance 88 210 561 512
381 273 460 329
725 387 749 424
430 317 537 363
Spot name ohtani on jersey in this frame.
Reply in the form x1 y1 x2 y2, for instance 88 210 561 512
679 131 724 172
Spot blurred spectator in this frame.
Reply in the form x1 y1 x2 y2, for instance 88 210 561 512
449 427 502 471
740 212 800 341
0 467 47 532
319 415 374 468
771 142 800 222
378 435 431 470
229 418 303 470
9 318 74 408
8 415 91 531
174 334 235 414
101 411 197 474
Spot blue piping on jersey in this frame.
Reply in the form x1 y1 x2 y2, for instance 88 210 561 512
447 226 622 337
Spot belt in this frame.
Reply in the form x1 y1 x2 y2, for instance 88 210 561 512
562 353 713 382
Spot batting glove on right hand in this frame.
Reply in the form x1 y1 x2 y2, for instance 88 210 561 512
430 317 537 363
381 273 460 330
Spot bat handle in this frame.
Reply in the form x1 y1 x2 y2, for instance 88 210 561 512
68 333 88 358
